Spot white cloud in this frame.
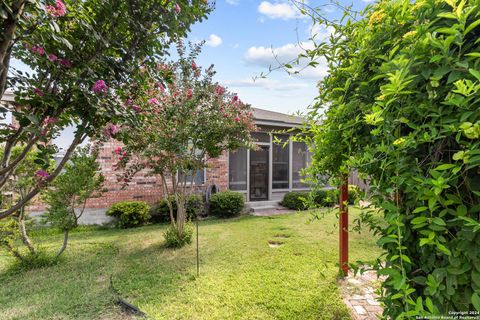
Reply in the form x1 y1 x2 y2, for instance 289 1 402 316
307 25 334 40
257 1 305 20
224 78 309 91
244 41 328 80
205 34 222 47
226 0 239 5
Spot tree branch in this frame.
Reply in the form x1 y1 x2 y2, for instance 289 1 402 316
0 131 86 220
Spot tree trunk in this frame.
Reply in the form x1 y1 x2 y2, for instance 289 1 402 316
0 0 27 96
176 194 185 239
18 207 35 255
56 229 69 258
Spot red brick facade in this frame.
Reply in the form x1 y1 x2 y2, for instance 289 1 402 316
29 139 229 211
90 140 228 209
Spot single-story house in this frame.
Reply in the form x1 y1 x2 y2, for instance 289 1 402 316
87 107 312 213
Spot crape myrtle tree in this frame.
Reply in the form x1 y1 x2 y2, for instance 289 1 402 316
42 145 105 258
115 43 255 244
295 0 480 317
0 0 211 221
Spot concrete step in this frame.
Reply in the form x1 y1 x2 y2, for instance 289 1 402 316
246 200 280 209
250 205 278 212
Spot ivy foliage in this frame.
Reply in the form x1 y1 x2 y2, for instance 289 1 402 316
303 0 480 317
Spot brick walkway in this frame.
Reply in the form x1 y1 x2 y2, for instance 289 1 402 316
339 270 384 320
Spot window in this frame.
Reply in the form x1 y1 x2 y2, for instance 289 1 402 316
178 169 205 186
292 141 310 188
272 135 289 189
229 148 247 191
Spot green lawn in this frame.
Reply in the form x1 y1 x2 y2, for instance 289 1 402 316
0 208 382 320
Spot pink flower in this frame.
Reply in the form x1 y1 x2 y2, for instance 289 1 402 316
132 105 142 112
186 88 193 99
174 3 181 14
7 124 18 131
43 117 58 125
32 45 45 56
156 82 166 94
114 147 122 155
59 58 72 68
232 95 238 103
35 169 50 179
46 0 67 17
234 116 241 122
148 98 160 105
125 99 133 105
33 88 44 97
92 80 108 94
47 54 58 62
216 85 225 95
192 62 197 70
104 123 120 137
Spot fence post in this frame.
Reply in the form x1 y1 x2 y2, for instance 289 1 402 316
339 174 349 277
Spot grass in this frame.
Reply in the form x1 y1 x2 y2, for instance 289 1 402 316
0 208 382 320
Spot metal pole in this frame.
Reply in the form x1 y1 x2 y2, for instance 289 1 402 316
196 215 199 277
339 174 349 277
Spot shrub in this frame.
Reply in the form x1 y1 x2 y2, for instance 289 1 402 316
106 201 150 228
209 191 244 218
164 222 194 248
281 192 309 210
151 194 203 223
315 185 362 207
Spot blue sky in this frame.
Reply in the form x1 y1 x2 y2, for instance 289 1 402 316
185 0 372 115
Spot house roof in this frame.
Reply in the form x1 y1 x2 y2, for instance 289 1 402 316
252 108 304 127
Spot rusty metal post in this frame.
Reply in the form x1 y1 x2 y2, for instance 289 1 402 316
339 175 349 277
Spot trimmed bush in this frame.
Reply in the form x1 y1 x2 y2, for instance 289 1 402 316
164 222 194 248
320 185 362 206
209 191 244 218
106 201 150 228
150 194 203 223
280 191 309 210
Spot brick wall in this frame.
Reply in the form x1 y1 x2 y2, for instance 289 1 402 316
30 140 230 211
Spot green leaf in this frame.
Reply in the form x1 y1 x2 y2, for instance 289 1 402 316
412 206 428 213
469 69 480 81
465 18 480 36
434 163 456 171
466 52 480 58
456 205 467 216
411 216 428 224
436 242 451 255
472 293 480 311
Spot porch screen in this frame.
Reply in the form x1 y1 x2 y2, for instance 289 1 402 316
272 135 289 189
229 148 247 191
292 141 310 188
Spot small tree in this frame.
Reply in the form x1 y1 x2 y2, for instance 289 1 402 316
0 146 52 260
116 43 255 244
42 145 105 258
